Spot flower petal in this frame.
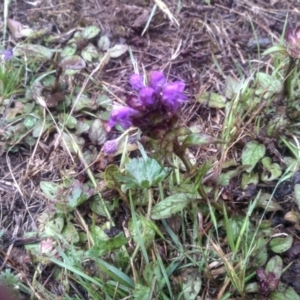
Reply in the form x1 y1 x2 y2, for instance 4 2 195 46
139 87 155 106
162 81 186 112
102 139 118 154
109 106 138 129
130 74 144 90
1 49 13 61
149 71 166 92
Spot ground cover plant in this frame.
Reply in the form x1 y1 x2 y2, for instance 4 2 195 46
2 0 300 299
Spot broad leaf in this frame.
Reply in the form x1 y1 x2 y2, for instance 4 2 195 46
266 256 283 280
120 157 168 189
182 133 224 149
261 157 282 182
128 218 155 246
62 223 80 243
270 235 293 253
108 44 129 58
224 76 244 98
81 25 101 40
88 119 107 145
151 193 193 219
81 43 99 62
133 284 151 300
87 234 129 257
182 271 201 300
60 55 86 70
40 181 59 199
196 92 226 108
242 141 266 172
14 43 54 60
271 285 300 300
256 72 282 95
98 35 110 51
44 216 64 236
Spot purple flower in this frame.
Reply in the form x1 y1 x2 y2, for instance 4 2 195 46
1 49 13 61
285 26 300 58
109 106 139 129
162 81 186 112
130 74 144 90
149 71 166 92
102 139 118 155
139 87 155 106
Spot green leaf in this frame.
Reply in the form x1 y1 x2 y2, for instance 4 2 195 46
94 257 134 288
44 216 64 236
98 35 110 51
224 76 244 98
263 45 288 56
81 43 99 62
261 157 282 182
271 285 300 300
81 25 101 40
133 284 151 300
14 44 54 60
256 193 283 212
59 132 85 154
88 119 107 145
121 157 168 189
270 235 293 253
55 180 93 212
196 92 226 108
256 72 282 95
241 141 266 172
61 43 77 57
90 197 114 217
143 261 163 288
151 193 193 220
128 217 155 246
24 115 38 129
75 120 90 135
59 113 77 129
218 165 249 186
61 223 80 244
266 255 283 280
241 172 258 189
253 236 268 267
32 120 52 138
87 233 129 257
182 133 224 149
182 271 201 300
40 181 59 199
104 164 122 190
72 94 98 111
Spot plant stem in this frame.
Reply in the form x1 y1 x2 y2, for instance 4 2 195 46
284 57 296 101
146 188 153 220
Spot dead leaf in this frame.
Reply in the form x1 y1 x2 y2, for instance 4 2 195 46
60 55 86 70
7 19 24 39
6 102 25 119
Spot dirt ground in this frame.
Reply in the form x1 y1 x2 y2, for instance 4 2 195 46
2 0 300 298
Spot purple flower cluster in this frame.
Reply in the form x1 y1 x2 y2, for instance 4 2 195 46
108 71 186 130
285 26 300 58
